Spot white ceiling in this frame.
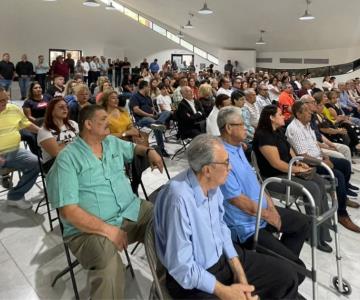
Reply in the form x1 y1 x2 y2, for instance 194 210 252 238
120 0 360 52
1 0 360 61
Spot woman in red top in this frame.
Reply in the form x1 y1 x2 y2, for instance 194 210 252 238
189 77 199 100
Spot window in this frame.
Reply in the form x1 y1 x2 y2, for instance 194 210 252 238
124 8 138 21
167 31 180 44
153 24 166 36
139 16 152 28
194 47 207 59
207 54 219 65
180 39 194 52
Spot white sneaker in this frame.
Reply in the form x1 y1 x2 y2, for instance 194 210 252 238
7 198 33 209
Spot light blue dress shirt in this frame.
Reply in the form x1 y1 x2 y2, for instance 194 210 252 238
154 168 238 294
220 142 267 243
339 91 357 109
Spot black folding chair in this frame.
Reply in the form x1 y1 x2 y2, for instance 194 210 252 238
52 210 135 299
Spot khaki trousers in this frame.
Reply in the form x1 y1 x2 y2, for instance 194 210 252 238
67 200 153 300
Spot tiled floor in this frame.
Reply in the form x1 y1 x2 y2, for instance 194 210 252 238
1 97 360 299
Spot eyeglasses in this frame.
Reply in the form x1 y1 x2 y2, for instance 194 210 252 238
210 158 230 168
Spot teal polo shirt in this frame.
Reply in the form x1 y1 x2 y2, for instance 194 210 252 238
47 135 140 238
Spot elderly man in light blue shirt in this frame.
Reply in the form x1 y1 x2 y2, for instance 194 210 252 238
47 104 164 300
155 134 299 300
217 106 309 292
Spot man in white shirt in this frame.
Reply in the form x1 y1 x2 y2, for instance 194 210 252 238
286 101 360 233
256 84 272 112
156 83 172 112
243 88 260 128
206 94 231 136
216 78 232 97
80 56 90 84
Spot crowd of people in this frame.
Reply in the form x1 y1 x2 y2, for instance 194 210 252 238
1 52 360 299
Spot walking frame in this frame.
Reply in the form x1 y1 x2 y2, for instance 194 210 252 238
253 156 352 300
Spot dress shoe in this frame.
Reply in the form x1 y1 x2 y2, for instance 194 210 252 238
317 241 333 253
338 215 360 233
346 199 360 208
348 183 360 191
347 189 358 198
1 174 13 189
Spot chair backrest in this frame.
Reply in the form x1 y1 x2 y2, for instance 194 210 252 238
144 217 165 300
250 151 265 184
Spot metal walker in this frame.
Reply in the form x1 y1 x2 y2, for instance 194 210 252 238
253 156 352 299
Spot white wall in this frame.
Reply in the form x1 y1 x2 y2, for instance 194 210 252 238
218 50 256 73
257 45 360 69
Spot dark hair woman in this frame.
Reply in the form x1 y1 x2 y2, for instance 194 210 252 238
253 104 333 252
37 97 79 172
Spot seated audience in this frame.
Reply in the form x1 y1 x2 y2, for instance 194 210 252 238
172 77 188 106
37 97 79 173
267 77 280 102
95 79 112 104
198 83 215 117
338 82 360 118
256 84 272 112
278 83 295 123
286 101 360 232
216 77 232 97
156 83 173 112
47 104 163 299
64 79 77 103
0 87 39 209
155 134 300 300
69 84 90 122
244 88 260 128
101 90 139 139
149 78 160 101
129 80 171 156
231 90 254 142
253 105 332 252
46 75 65 97
206 94 231 136
189 77 199 100
23 81 51 125
176 86 206 139
218 107 310 285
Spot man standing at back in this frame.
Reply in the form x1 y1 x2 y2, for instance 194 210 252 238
149 58 160 75
16 54 34 100
0 53 15 92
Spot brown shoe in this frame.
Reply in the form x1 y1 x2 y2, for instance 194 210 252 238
346 199 360 208
338 216 360 233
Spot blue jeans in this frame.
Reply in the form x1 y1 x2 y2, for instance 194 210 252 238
0 79 12 91
18 76 30 98
1 148 39 200
137 111 171 150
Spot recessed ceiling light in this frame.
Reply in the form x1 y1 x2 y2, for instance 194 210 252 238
198 2 213 15
83 0 100 7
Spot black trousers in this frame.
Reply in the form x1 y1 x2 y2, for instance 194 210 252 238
166 243 299 300
317 157 351 216
242 206 309 285
266 174 331 243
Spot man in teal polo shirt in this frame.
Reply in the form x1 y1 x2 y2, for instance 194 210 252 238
47 105 163 299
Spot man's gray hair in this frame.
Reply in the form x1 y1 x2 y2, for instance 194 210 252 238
217 106 243 132
244 88 256 97
300 94 314 103
186 134 222 173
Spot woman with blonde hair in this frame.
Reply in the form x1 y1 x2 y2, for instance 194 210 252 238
100 90 139 139
198 83 214 117
69 83 90 121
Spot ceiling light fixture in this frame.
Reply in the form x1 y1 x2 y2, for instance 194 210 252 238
299 0 315 21
83 0 100 7
198 1 213 15
256 30 266 45
105 0 116 10
183 13 195 29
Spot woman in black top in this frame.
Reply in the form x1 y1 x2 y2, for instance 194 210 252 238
253 105 332 252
